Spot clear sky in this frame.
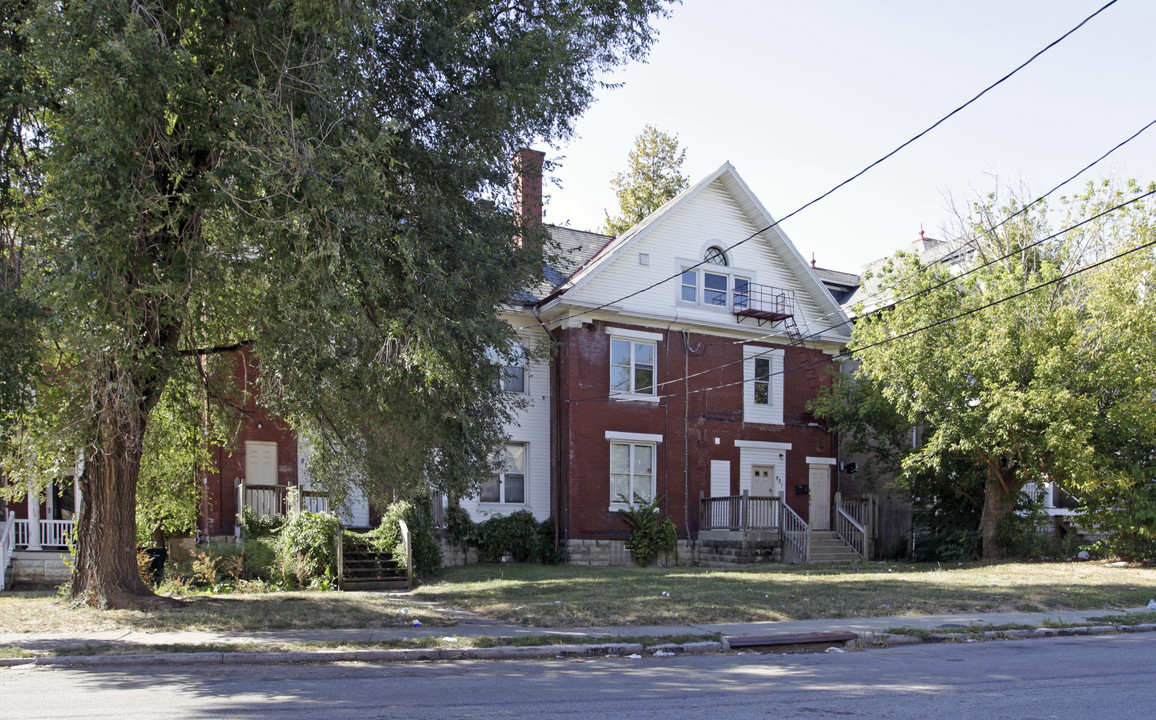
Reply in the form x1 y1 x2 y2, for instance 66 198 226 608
540 0 1156 272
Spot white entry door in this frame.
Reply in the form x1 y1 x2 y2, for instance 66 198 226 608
751 465 784 497
809 465 831 530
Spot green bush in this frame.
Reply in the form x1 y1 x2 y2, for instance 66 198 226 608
537 517 562 565
242 538 279 580
617 494 677 566
912 528 981 562
475 510 541 563
445 504 476 546
277 511 343 582
240 508 285 542
369 498 442 580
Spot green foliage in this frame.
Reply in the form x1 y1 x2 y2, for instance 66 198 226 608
1081 465 1156 561
536 517 563 565
240 508 285 543
369 498 442 579
617 493 677 566
444 504 476 547
1 0 674 601
276 511 343 582
835 181 1156 558
603 124 689 236
241 538 279 581
475 510 542 563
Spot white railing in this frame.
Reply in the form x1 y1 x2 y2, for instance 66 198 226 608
699 491 782 533
834 492 868 560
781 502 810 564
1 511 15 589
835 505 867 560
10 517 75 550
398 518 413 590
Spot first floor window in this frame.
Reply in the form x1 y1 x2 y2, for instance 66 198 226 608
610 442 655 504
480 443 526 503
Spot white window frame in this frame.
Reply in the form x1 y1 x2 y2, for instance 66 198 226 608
676 258 753 312
608 440 657 509
488 341 526 394
743 346 784 425
605 327 661 401
479 442 527 505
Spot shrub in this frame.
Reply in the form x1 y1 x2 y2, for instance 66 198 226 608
242 538 279 580
240 508 285 542
617 493 677 566
445 504 476 546
277 511 343 582
475 510 541 563
188 543 245 590
368 498 442 580
912 528 981 562
537 517 562 565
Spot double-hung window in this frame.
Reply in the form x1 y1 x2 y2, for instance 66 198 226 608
480 443 526 504
744 346 784 425
610 339 655 396
487 341 526 393
610 441 655 504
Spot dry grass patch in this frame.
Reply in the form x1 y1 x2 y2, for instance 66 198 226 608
0 591 452 634
412 561 1156 627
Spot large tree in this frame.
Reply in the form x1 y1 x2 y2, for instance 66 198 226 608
0 0 673 608
835 181 1156 558
602 123 688 236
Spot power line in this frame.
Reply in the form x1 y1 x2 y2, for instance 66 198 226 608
563 188 1154 403
522 0 1120 330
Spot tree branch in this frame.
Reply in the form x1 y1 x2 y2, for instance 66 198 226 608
179 340 252 357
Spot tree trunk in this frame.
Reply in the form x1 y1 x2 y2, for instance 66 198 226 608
979 474 1017 559
70 388 154 609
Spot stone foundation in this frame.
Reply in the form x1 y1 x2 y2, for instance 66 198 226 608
12 550 73 587
693 532 782 566
565 539 693 567
439 538 479 567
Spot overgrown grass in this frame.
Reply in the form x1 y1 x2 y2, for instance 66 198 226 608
0 591 452 634
411 561 1156 627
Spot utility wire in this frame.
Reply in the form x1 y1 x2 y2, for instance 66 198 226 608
563 187 1155 403
521 0 1120 330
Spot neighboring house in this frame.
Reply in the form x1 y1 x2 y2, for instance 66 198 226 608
461 150 855 565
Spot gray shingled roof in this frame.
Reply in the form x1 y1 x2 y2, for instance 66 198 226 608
517 225 614 304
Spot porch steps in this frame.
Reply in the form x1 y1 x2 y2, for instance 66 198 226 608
808 531 862 564
341 540 409 592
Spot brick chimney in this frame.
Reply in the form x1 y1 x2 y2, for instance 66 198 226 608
514 148 545 233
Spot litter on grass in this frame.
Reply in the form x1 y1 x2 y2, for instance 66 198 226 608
824 647 845 653
1148 599 1156 610
412 620 422 627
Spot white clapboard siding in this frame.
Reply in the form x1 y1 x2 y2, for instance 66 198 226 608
459 316 553 522
566 177 835 336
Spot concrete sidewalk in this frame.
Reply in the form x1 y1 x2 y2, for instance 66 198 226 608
1 607 1151 659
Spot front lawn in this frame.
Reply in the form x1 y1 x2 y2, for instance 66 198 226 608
0 591 451 634
411 561 1156 627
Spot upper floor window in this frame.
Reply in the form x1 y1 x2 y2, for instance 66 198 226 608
744 346 784 425
680 267 750 310
610 338 655 396
488 341 525 393
704 246 728 266
480 442 526 504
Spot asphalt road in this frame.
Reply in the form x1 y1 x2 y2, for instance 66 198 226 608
2 634 1153 719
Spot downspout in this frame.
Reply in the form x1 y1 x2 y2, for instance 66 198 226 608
533 305 565 559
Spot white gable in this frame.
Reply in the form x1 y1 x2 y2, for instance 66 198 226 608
556 164 849 342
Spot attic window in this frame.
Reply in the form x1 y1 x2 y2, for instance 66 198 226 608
704 246 728 266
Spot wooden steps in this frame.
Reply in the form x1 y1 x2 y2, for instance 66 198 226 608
341 540 409 592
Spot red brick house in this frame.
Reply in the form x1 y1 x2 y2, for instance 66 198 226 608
457 152 857 564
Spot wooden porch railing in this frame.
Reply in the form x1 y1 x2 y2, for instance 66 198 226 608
236 478 330 524
781 502 810 564
698 491 782 532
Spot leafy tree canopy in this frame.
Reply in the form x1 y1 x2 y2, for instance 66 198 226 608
0 0 674 607
823 180 1156 559
602 123 688 236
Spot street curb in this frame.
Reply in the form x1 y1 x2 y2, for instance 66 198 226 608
1 625 1150 668
860 623 1156 649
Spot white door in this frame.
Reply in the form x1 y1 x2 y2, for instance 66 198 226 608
245 441 278 486
751 466 774 496
809 465 831 530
